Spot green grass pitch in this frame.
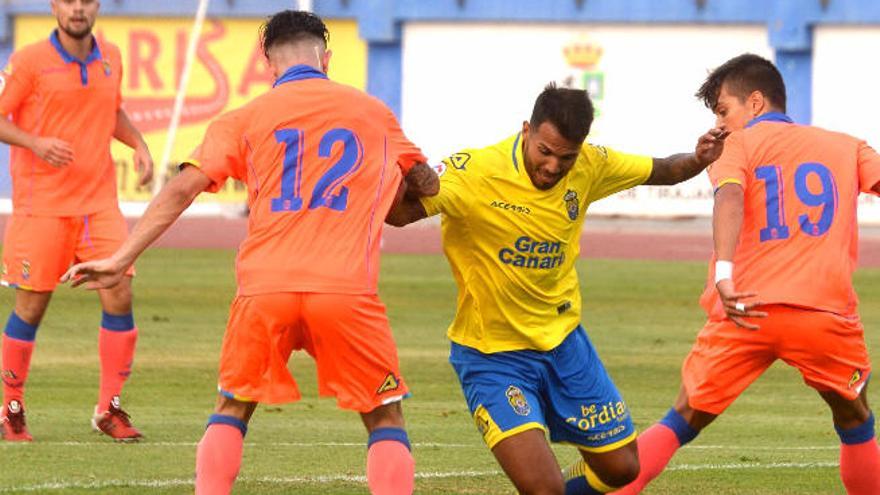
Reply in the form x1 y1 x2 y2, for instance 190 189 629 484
0 249 877 494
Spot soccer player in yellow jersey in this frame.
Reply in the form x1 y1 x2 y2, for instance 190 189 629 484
387 83 727 495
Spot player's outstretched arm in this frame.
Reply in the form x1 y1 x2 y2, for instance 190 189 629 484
713 183 767 329
0 118 73 167
644 127 729 185
61 165 212 289
114 109 154 186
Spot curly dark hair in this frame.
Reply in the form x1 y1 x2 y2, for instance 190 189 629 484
530 82 594 144
696 53 786 112
261 10 329 58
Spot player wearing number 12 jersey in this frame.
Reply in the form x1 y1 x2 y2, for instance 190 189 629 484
62 11 436 495
614 54 880 495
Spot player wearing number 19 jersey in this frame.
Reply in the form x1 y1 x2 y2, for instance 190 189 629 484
62 11 433 495
614 54 880 495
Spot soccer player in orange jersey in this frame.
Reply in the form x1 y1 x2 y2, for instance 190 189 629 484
63 10 437 495
613 54 880 495
0 0 153 442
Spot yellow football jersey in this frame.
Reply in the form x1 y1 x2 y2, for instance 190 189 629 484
421 132 652 353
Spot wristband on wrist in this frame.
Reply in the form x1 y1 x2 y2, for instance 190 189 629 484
714 260 733 284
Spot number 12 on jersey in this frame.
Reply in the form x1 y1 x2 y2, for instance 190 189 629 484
271 127 364 213
755 162 838 242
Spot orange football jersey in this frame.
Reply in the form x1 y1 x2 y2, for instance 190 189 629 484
189 65 426 296
0 31 123 216
702 113 880 318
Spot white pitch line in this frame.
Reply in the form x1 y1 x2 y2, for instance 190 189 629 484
0 441 839 451
0 441 472 448
687 445 838 451
668 461 839 471
0 471 502 493
0 462 843 493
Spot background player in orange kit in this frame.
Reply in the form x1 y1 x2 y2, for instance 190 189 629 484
614 54 880 495
0 0 153 442
63 10 438 495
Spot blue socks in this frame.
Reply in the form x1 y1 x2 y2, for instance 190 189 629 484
207 414 248 437
368 427 411 451
835 413 876 445
4 312 38 342
659 408 699 446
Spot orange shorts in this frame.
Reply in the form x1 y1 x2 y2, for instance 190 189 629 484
683 305 871 415
1 209 134 291
217 292 408 412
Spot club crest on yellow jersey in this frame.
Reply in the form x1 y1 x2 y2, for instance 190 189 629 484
564 190 579 220
506 385 531 416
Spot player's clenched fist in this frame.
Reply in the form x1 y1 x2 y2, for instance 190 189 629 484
31 136 74 167
404 162 439 198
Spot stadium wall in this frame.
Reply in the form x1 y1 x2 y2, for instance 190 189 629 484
0 0 879 220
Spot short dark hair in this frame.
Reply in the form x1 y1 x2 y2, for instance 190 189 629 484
696 53 786 112
261 10 329 58
530 83 594 144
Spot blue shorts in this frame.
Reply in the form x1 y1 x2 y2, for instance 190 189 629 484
449 325 636 452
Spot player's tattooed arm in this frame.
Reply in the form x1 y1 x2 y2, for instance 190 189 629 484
405 162 440 197
645 127 729 185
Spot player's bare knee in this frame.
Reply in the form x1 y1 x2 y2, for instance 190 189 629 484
821 390 872 428
604 455 641 488
673 387 692 411
99 279 133 314
13 305 46 325
579 441 640 488
587 453 640 488
674 401 716 432
361 401 405 432
214 395 256 423
14 290 52 325
672 387 700 425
